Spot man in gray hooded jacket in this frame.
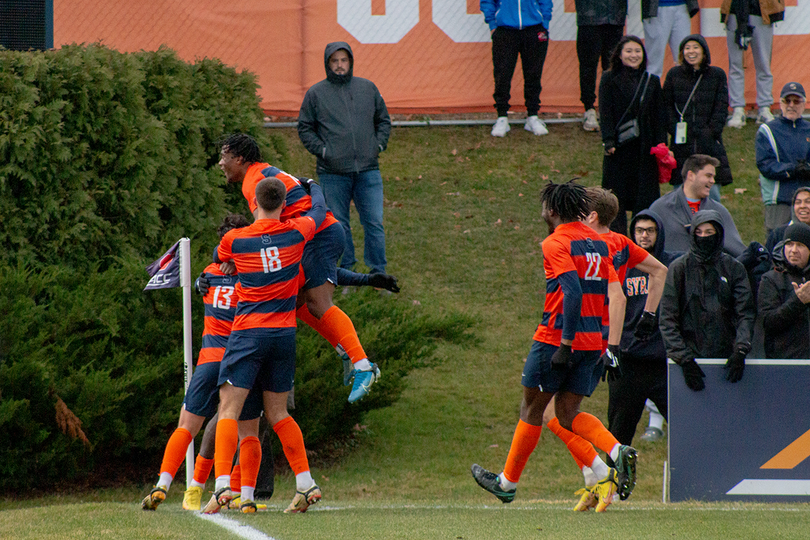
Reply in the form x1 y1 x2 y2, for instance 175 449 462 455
298 42 391 275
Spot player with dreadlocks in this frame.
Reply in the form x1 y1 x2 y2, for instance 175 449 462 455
471 180 629 512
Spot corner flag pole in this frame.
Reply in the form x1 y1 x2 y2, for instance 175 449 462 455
179 237 195 489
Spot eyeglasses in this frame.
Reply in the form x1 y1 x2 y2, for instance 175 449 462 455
782 97 805 105
634 226 657 236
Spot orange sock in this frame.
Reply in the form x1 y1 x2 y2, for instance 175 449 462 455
502 419 542 484
273 416 310 475
571 412 619 455
238 436 261 490
159 428 193 477
296 305 338 346
230 464 242 492
547 417 595 470
214 418 239 479
320 305 367 363
193 456 214 485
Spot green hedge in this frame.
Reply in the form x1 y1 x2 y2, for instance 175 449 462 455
0 44 473 489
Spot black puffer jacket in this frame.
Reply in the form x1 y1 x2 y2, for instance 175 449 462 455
758 262 810 358
659 210 755 363
662 34 731 186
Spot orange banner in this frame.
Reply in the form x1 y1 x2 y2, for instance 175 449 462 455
53 0 810 115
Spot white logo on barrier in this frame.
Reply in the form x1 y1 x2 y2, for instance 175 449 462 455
432 0 490 43
337 0 420 44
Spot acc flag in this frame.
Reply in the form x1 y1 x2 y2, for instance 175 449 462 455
144 240 181 290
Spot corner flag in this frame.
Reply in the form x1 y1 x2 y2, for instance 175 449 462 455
144 240 182 290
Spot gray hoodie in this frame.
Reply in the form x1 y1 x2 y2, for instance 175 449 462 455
298 42 391 175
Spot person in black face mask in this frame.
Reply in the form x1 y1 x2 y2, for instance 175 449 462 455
659 210 756 391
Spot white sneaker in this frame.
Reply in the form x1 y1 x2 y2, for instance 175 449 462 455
757 107 775 124
583 108 599 131
727 107 746 128
524 115 548 136
491 116 510 137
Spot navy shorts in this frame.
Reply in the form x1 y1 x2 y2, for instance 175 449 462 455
183 362 263 420
301 222 344 290
218 330 296 394
522 340 603 396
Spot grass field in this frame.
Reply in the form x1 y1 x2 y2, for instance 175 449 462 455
2 118 802 538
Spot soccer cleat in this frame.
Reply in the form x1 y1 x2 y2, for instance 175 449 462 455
229 495 241 509
727 107 746 128
182 486 204 511
757 107 775 124
470 464 516 503
141 486 167 511
573 487 598 511
240 499 258 513
348 363 380 403
283 484 322 514
641 426 664 442
583 108 600 132
592 468 619 513
615 444 638 500
201 487 232 514
524 115 549 136
491 117 510 137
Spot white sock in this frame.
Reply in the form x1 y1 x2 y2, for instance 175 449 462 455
241 487 255 502
215 475 230 492
590 457 609 480
157 472 173 491
296 471 315 492
581 466 599 488
649 410 665 431
190 480 205 489
353 358 372 372
609 444 620 463
498 472 517 491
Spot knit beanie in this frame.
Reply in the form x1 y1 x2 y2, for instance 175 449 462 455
784 222 810 249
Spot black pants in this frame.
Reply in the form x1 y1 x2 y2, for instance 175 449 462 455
576 24 624 110
492 24 549 117
607 352 668 446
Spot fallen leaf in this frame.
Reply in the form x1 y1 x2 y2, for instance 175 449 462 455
489 444 499 448
514 225 520 229
451 148 458 155
413 300 421 306
453 212 461 218
541 174 549 180
463 229 471 234
494 218 502 225
734 188 747 194
518 193 524 197
418 175 423 179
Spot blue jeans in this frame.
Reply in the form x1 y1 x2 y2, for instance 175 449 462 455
318 169 387 274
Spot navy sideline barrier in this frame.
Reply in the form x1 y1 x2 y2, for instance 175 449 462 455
668 359 810 502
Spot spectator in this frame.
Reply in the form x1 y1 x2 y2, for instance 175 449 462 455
766 187 810 255
641 0 699 79
599 36 669 235
650 154 747 256
608 210 678 445
758 222 810 358
480 0 552 137
663 35 732 196
755 82 810 234
573 0 626 132
659 210 755 391
298 42 391 275
724 0 785 128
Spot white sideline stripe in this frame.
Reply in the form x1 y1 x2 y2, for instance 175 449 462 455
196 512 279 540
726 479 810 496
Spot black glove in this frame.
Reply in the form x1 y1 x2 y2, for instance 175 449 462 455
724 346 748 383
600 344 622 382
551 343 573 369
634 311 658 341
297 176 317 195
680 359 706 392
734 24 754 50
368 273 401 293
194 272 210 296
794 160 810 182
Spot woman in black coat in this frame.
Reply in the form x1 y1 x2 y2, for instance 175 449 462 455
599 35 669 235
662 34 731 192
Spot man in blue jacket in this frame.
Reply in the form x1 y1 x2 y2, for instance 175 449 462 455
756 82 810 234
480 0 553 137
298 42 391 275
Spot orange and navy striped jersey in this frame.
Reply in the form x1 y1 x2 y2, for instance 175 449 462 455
599 231 650 344
533 221 619 351
198 263 238 365
241 162 338 233
215 216 317 334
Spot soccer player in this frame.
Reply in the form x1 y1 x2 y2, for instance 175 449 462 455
471 180 633 512
141 214 265 512
202 177 325 514
541 187 667 510
218 133 392 402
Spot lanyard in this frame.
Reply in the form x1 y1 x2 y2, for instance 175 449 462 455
675 74 703 122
